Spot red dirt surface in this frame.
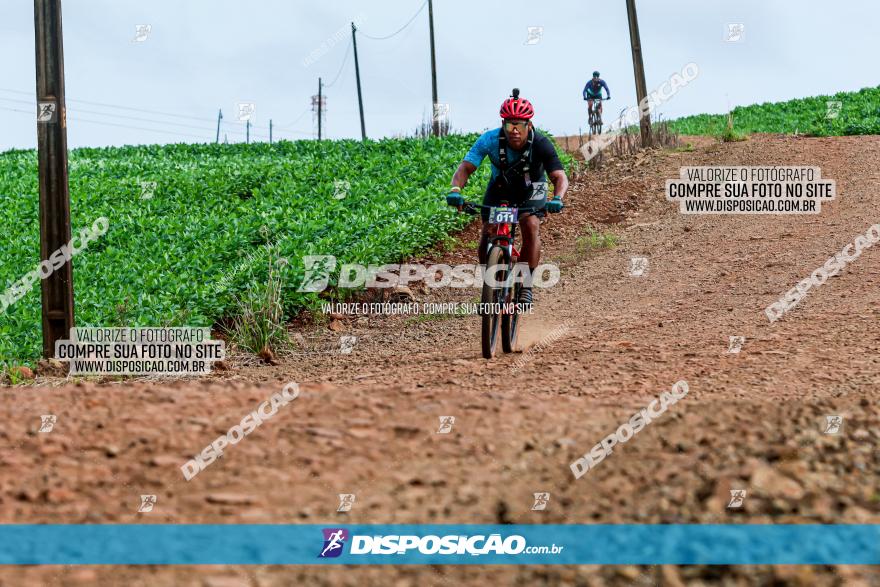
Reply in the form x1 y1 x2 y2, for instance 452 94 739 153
2 134 879 586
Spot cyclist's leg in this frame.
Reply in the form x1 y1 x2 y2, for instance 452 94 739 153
587 98 595 116
518 182 547 271
480 184 504 265
519 213 541 269
517 212 541 305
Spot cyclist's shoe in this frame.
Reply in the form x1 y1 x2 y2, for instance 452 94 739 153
518 286 533 308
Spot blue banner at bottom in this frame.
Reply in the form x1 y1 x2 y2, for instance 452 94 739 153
0 525 877 565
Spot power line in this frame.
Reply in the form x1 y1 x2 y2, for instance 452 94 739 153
279 107 311 128
0 95 225 134
0 105 311 142
0 87 283 133
70 116 213 141
0 96 312 138
323 39 352 88
0 105 211 141
266 127 312 138
360 0 428 41
0 105 37 115
0 86 217 124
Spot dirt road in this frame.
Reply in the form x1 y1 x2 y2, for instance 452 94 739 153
2 134 879 586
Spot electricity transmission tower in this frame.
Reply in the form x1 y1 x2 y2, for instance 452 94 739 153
311 92 327 140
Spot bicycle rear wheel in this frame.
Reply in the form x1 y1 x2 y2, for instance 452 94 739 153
481 247 506 359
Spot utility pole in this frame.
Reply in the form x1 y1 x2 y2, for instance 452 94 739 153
351 22 366 140
625 0 652 147
246 119 250 144
33 0 74 358
269 119 273 144
311 88 326 140
215 109 222 143
428 0 440 137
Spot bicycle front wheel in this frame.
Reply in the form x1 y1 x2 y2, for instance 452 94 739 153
501 282 521 354
481 246 506 359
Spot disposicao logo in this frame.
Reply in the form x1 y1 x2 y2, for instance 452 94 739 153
319 528 349 558
315 530 566 558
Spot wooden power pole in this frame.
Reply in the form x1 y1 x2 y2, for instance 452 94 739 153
428 0 440 137
318 77 323 140
34 0 74 358
351 22 366 140
625 0 652 147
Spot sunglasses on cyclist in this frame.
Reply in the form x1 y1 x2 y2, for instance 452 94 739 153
503 120 529 132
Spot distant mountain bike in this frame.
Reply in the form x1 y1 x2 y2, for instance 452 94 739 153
588 97 605 135
462 201 523 359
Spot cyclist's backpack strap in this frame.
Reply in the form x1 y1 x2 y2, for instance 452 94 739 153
497 129 534 183
498 130 508 170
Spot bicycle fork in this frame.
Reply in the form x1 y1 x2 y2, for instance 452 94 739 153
487 242 516 310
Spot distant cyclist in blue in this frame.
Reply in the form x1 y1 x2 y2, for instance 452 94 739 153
583 71 611 121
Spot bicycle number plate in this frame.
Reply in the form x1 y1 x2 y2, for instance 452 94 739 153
488 207 518 225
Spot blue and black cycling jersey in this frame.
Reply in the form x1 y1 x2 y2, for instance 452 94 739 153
583 79 610 100
464 128 563 186
464 128 564 219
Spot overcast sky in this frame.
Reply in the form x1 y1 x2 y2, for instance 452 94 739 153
1 0 877 150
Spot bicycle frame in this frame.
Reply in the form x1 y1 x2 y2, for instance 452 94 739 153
485 204 521 312
488 208 520 264
463 201 522 311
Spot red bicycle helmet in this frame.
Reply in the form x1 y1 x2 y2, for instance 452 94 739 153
500 88 534 120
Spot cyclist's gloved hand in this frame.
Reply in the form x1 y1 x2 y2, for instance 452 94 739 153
546 197 564 214
446 190 464 207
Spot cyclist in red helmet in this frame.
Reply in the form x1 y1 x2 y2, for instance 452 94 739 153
446 88 569 306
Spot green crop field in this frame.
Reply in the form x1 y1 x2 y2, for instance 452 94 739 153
0 134 574 364
667 86 880 137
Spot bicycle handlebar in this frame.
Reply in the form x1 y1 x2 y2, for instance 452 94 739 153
461 201 495 215
459 200 560 216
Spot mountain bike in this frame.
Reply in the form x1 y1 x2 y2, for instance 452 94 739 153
588 97 605 135
462 201 524 359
